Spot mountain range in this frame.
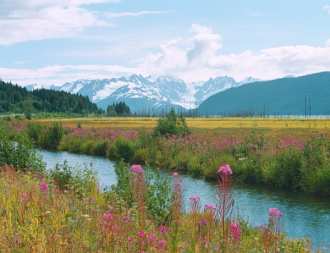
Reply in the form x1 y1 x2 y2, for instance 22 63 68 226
26 75 253 113
24 72 330 116
198 72 330 116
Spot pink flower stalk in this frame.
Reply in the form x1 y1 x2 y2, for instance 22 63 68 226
217 164 232 176
230 222 241 241
146 233 157 243
172 172 179 177
138 230 146 239
189 195 200 205
102 211 113 223
204 203 216 212
20 192 30 204
130 164 144 174
159 225 169 234
39 180 48 192
199 218 208 226
157 239 167 250
268 208 283 218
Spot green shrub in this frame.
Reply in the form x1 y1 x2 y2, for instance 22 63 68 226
272 149 303 190
0 129 44 172
112 162 172 224
26 123 43 145
154 110 190 137
42 123 64 150
108 138 135 163
92 141 108 156
49 161 97 198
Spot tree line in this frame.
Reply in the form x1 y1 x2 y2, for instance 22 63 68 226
0 80 100 115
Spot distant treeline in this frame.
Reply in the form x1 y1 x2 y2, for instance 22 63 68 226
0 80 100 115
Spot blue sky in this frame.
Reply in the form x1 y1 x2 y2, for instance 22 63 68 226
0 0 330 85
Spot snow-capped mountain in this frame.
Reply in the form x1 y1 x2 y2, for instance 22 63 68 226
26 74 250 113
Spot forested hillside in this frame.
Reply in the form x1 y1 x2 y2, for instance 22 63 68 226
0 80 100 114
198 72 330 116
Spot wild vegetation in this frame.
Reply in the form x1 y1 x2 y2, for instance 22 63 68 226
0 114 327 252
4 111 330 196
0 157 313 252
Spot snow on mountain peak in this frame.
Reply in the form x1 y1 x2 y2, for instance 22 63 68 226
30 74 255 112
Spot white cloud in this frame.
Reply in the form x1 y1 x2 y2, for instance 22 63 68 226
326 39 330 47
107 10 172 18
1 24 330 85
0 0 118 45
323 4 330 14
138 24 330 82
0 65 137 86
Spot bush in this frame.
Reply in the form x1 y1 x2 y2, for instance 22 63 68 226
154 110 190 137
42 123 64 150
27 123 64 150
112 162 172 224
108 138 135 163
49 161 97 198
270 149 303 190
0 128 44 172
26 123 43 145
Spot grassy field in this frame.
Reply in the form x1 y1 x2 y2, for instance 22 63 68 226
31 117 330 129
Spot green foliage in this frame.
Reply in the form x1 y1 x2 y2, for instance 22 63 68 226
112 161 133 205
112 162 172 224
108 138 135 163
0 127 44 172
48 161 97 198
154 110 190 137
0 80 100 114
106 102 131 116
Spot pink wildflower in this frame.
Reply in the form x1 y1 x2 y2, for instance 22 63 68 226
138 230 146 239
204 203 216 211
268 208 283 218
217 164 232 176
147 233 157 243
189 195 200 204
159 225 169 234
20 192 30 204
230 222 241 241
157 239 167 250
102 211 113 223
130 164 144 174
39 180 48 192
172 172 179 177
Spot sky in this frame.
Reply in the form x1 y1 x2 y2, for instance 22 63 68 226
0 0 330 86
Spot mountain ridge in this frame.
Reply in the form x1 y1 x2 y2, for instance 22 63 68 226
198 72 330 116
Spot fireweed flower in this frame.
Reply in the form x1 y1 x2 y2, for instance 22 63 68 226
159 225 169 234
20 192 30 204
189 195 200 205
130 164 144 174
138 230 146 239
39 180 48 192
204 204 216 212
147 233 157 243
268 208 283 218
230 222 241 241
157 239 167 250
102 211 113 223
217 164 232 176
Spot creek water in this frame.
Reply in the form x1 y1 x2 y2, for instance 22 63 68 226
39 150 330 250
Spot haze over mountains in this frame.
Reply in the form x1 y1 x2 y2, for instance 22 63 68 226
25 75 255 113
